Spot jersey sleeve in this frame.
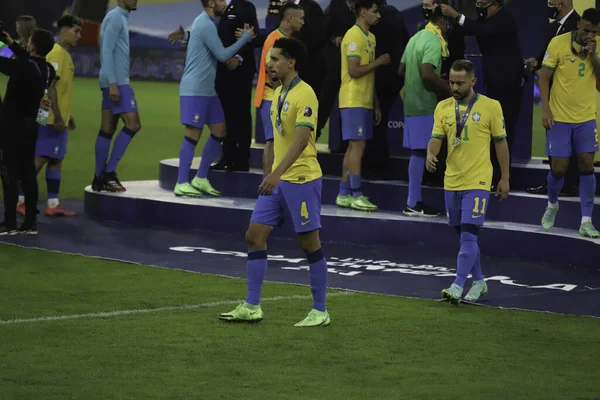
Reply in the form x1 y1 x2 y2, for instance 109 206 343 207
344 30 362 59
421 33 442 68
431 102 447 139
295 90 318 130
490 100 507 140
541 36 560 70
46 50 64 79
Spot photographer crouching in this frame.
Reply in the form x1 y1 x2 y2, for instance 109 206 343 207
0 24 56 235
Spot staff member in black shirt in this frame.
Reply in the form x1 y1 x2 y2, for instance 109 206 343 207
0 28 56 235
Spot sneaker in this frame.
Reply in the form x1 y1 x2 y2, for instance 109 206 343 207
45 205 76 217
294 309 331 327
351 195 378 211
442 283 463 305
336 194 353 208
91 175 105 192
16 203 26 216
464 280 488 302
403 202 439 218
174 182 203 198
0 222 18 235
102 172 126 193
541 205 559 230
579 222 600 239
191 177 221 196
18 220 38 235
218 302 263 322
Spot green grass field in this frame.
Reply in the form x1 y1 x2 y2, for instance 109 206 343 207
1 77 597 399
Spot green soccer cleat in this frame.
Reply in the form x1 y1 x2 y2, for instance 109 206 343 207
579 222 600 238
351 195 378 211
174 182 204 198
294 309 331 327
464 280 488 302
191 177 221 196
442 283 463 305
336 194 353 208
218 302 264 322
541 205 559 230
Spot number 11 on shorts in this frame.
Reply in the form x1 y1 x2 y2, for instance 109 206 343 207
473 197 486 214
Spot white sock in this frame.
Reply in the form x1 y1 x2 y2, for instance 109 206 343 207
547 201 559 209
17 195 25 205
47 198 59 208
581 216 592 225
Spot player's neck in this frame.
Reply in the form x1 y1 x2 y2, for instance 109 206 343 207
58 39 71 52
281 72 299 89
279 24 293 37
356 19 370 34
460 90 475 104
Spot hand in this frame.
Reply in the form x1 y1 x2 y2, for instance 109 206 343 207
586 38 597 54
334 37 342 47
374 105 382 126
440 4 459 19
524 58 538 71
109 84 120 103
235 28 244 39
167 25 185 43
53 117 66 132
226 57 241 71
495 178 510 202
258 173 280 196
542 107 554 130
377 53 391 66
426 154 438 172
243 23 255 38
0 31 14 46
68 116 76 131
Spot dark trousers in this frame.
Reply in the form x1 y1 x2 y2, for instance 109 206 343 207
216 68 254 168
1 132 39 225
317 42 342 142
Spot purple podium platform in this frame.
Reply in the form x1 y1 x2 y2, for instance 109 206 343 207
247 143 600 195
84 180 600 271
158 158 600 232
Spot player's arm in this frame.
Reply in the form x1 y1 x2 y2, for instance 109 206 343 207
421 37 450 95
201 23 253 63
588 39 600 78
539 40 558 129
346 38 389 79
426 104 447 172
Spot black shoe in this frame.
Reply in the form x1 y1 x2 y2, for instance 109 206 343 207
402 202 440 218
526 182 548 195
92 175 105 192
0 222 18 236
18 220 38 235
102 171 126 192
210 159 231 171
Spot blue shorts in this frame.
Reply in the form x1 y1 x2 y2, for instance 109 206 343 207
546 120 599 157
340 108 373 141
101 84 138 115
445 189 490 227
250 178 322 233
403 114 434 150
36 125 68 159
259 100 274 141
180 95 225 129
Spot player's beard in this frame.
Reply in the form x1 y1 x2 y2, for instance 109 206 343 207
453 88 471 101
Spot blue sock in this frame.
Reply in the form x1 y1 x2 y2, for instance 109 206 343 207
547 171 564 205
306 248 328 312
454 231 479 288
408 152 425 208
95 130 112 176
339 180 351 196
470 247 483 281
197 135 224 179
245 250 268 306
349 172 362 198
580 171 596 219
177 137 198 184
46 169 61 199
105 127 137 173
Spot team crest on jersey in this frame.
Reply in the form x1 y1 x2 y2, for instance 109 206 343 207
193 113 200 122
303 106 312 117
283 102 289 112
472 112 481 122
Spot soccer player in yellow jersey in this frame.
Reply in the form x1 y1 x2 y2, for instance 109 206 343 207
219 38 330 327
335 0 390 212
253 2 304 176
539 8 600 239
17 15 81 218
426 60 510 304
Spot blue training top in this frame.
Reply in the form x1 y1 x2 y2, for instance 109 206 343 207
99 6 131 89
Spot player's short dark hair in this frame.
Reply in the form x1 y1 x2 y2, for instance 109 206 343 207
431 0 448 20
354 0 380 15
201 0 210 7
280 2 303 21
273 37 307 70
57 15 83 30
450 59 476 76
582 8 600 25
30 29 55 57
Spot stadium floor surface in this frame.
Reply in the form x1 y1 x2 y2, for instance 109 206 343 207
1 200 598 318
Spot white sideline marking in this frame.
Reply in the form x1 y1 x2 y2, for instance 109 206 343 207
0 292 354 325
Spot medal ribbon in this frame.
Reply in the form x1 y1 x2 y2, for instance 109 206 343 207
454 93 477 142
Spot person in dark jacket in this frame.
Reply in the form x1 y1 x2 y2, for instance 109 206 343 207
295 0 327 96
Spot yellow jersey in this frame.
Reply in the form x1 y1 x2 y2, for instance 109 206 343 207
46 44 75 124
270 78 322 184
542 33 600 123
432 94 506 191
339 24 376 110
